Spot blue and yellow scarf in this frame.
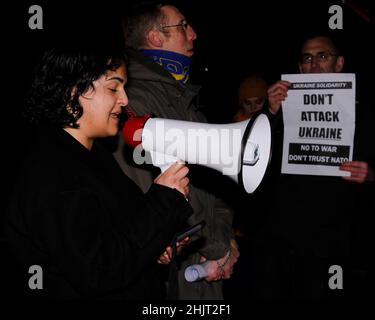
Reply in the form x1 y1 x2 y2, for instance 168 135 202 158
141 49 192 85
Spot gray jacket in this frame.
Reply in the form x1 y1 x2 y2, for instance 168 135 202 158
113 49 233 299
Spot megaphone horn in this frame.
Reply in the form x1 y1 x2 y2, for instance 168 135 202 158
122 113 272 193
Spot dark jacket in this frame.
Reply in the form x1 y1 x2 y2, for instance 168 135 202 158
113 49 233 299
4 126 192 299
247 96 374 299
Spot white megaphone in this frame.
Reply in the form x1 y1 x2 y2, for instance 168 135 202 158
122 113 272 193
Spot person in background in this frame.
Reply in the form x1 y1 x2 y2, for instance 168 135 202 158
223 74 270 299
114 1 239 299
233 74 268 122
248 33 374 300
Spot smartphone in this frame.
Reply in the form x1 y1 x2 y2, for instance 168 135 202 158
175 221 206 242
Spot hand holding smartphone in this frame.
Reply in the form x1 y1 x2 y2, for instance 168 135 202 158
175 221 206 242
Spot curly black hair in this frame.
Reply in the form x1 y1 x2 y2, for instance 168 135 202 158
25 45 127 128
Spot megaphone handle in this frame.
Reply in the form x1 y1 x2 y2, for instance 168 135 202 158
159 163 172 172
150 151 189 202
150 151 181 172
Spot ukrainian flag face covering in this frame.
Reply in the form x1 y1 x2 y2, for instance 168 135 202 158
141 49 192 85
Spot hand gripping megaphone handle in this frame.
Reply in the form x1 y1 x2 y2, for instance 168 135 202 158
150 151 188 202
149 151 181 172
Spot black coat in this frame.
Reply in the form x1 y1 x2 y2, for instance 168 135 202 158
4 126 192 299
246 99 374 299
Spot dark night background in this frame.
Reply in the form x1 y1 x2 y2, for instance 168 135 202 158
0 0 373 301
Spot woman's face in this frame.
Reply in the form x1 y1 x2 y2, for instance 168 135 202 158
78 65 128 139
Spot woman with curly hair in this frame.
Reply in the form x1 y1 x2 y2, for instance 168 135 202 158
4 44 192 299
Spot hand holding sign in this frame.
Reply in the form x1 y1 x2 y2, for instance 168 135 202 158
267 80 291 115
340 160 373 183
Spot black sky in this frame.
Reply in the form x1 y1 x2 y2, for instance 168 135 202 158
1 0 373 173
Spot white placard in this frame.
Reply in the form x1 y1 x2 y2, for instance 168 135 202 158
281 73 355 176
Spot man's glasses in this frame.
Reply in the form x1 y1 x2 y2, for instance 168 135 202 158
300 52 338 64
160 20 189 31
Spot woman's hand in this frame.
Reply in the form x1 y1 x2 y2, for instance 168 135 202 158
157 237 190 264
154 162 190 197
